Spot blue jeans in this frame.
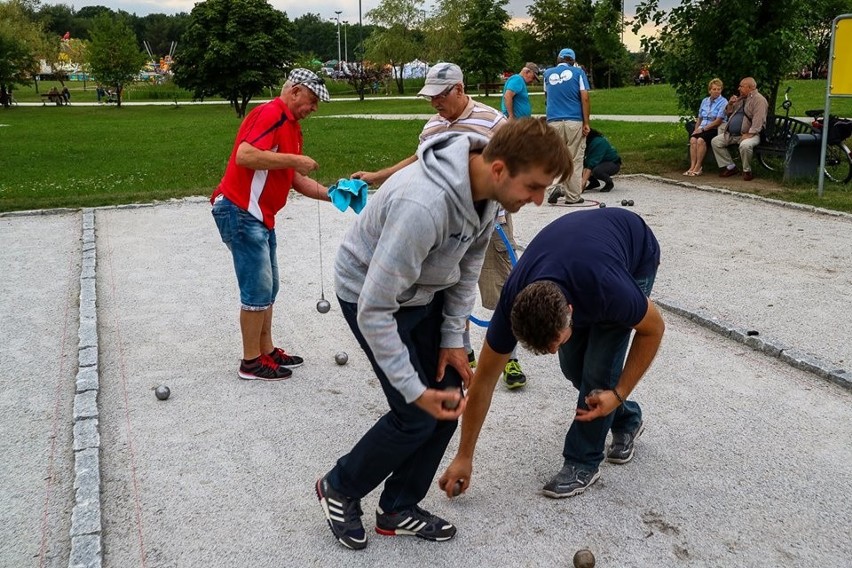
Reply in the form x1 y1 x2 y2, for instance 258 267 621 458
211 196 279 310
329 293 462 513
557 272 656 470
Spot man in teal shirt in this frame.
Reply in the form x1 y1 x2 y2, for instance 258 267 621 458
501 63 540 120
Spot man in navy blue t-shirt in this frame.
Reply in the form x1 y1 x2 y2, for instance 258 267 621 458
439 208 665 499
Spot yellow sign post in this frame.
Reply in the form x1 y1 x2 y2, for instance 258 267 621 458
819 14 852 196
830 18 852 95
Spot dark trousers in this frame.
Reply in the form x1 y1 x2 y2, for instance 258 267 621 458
557 273 655 470
328 292 462 512
589 160 622 186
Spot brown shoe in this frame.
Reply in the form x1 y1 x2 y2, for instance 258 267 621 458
743 171 754 181
720 167 740 178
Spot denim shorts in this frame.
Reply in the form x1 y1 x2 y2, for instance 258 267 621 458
211 196 279 310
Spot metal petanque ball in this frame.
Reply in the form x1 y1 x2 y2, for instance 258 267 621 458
573 549 596 568
621 199 628 206
334 351 349 365
599 202 606 208
155 385 170 401
627 199 635 206
452 480 463 496
316 299 331 314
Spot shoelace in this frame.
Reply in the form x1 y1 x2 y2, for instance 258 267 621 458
258 354 281 369
505 361 522 375
273 347 296 363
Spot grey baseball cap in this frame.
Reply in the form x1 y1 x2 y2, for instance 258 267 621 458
418 63 464 97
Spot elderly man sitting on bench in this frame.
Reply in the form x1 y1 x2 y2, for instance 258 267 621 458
710 77 768 181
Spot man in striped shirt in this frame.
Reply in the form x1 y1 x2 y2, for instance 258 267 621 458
352 62 505 186
352 62 530 388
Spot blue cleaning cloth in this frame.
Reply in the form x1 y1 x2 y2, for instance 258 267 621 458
328 178 368 214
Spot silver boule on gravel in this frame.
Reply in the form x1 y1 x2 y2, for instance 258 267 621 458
316 299 331 313
155 385 171 400
334 351 349 365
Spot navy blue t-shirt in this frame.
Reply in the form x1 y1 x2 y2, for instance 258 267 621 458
487 208 660 354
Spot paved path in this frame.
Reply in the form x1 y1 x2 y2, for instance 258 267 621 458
2 177 851 567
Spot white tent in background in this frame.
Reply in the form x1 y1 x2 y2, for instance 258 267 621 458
391 59 429 79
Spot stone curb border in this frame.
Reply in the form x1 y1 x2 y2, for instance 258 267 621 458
626 173 852 222
69 208 102 568
655 295 851 392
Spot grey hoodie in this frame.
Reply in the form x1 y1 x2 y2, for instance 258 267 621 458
335 132 498 403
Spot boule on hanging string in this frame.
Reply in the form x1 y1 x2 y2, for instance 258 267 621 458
314 171 331 314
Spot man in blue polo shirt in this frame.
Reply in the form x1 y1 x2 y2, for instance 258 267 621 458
543 48 590 205
501 62 540 120
439 208 665 500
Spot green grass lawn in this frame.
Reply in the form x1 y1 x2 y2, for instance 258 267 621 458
1 80 850 213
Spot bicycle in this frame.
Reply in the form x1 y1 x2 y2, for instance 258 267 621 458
757 87 852 184
804 109 852 184
756 87 813 174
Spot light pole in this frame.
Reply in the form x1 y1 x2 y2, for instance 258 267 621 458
343 21 348 62
334 10 342 67
358 0 364 99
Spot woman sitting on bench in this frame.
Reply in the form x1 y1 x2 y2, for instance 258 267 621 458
684 78 727 176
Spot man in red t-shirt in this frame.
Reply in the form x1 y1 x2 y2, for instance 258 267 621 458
212 68 332 381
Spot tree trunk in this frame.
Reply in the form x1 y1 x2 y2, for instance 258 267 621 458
394 63 405 94
116 84 122 108
239 95 251 118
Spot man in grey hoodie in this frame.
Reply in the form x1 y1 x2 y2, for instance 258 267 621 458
316 118 572 550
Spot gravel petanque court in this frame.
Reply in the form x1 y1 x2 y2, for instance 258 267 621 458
2 177 851 567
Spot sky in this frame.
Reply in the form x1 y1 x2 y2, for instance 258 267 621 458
40 0 674 52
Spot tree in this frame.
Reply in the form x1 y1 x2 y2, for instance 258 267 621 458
422 0 468 63
86 13 147 108
591 0 632 88
458 0 510 96
292 13 338 61
135 12 189 59
173 0 295 118
365 0 425 94
527 0 583 64
802 0 852 78
633 0 812 113
0 0 49 106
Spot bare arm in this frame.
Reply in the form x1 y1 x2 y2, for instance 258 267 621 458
235 141 318 175
503 90 516 120
352 154 418 187
438 341 511 496
581 90 591 136
292 173 331 202
576 298 665 421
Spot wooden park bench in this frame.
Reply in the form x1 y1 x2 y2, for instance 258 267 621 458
40 93 65 106
473 82 504 95
40 93 67 106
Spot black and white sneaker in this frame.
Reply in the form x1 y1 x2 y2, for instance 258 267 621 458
541 464 600 499
375 505 456 541
316 476 367 550
606 420 645 464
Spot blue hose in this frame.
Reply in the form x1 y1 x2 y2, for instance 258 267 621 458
469 223 517 328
